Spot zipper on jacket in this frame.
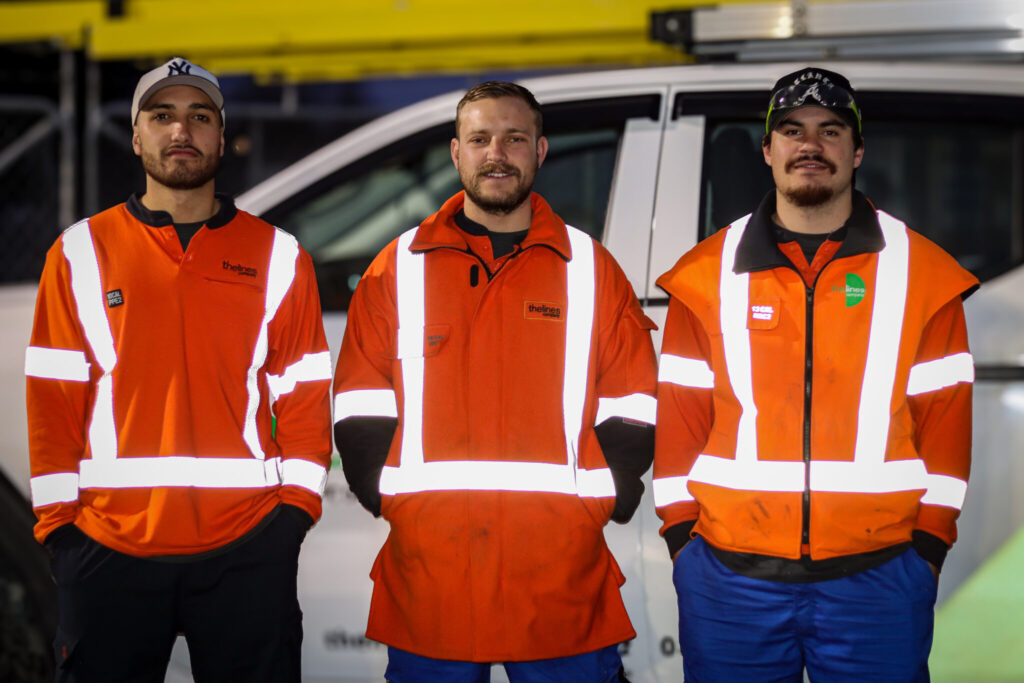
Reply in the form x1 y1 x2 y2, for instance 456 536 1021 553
802 283 814 550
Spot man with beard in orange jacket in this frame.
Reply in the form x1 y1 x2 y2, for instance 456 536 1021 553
27 58 332 681
333 81 658 682
654 67 977 681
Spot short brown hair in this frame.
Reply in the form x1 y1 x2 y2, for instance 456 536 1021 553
455 81 543 137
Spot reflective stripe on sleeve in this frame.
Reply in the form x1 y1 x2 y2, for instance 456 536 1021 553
907 352 974 396
243 229 299 460
653 475 694 507
79 456 285 489
595 393 656 426
333 389 399 422
281 458 329 495
920 473 968 510
267 351 332 401
30 472 80 507
658 354 714 389
62 221 119 462
25 346 90 382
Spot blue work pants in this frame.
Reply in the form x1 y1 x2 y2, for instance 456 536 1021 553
673 536 937 682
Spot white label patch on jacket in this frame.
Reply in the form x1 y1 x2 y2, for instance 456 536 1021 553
747 297 780 330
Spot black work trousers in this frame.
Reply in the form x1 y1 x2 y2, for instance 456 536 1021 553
48 506 306 683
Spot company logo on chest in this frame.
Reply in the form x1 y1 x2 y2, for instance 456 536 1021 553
524 301 564 321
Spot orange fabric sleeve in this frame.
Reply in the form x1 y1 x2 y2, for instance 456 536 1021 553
908 296 973 547
654 296 714 535
26 238 92 542
266 245 334 521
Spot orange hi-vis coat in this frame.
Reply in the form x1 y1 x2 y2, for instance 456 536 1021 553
333 192 658 661
26 196 333 557
654 199 978 561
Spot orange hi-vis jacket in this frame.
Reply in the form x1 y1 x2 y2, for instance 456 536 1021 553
332 192 658 661
26 195 333 557
654 193 978 561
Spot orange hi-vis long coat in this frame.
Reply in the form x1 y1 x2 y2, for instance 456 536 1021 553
26 195 333 557
654 193 978 561
333 192 658 661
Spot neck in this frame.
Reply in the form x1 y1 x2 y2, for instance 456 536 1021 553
773 188 853 235
140 179 218 223
463 196 533 233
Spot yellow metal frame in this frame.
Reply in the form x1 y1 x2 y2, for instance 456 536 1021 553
0 0 795 81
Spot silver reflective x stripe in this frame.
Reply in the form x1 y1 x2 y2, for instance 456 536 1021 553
379 225 614 497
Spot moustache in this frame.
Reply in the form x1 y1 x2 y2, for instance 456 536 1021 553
786 154 836 173
476 163 520 179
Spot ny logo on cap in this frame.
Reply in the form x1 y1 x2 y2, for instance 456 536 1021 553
167 60 192 77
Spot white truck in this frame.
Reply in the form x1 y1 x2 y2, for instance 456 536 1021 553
3 60 1023 682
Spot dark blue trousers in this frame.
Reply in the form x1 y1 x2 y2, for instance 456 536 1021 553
385 644 624 682
673 536 937 683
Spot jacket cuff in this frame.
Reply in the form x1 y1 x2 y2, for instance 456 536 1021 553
913 530 949 570
664 520 697 558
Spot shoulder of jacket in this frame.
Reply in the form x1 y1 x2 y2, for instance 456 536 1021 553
655 228 730 297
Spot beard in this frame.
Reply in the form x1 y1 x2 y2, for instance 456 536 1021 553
781 154 841 207
461 162 536 215
140 144 220 190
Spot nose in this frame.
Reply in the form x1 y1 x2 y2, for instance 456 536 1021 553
169 121 191 142
485 138 508 161
799 131 824 151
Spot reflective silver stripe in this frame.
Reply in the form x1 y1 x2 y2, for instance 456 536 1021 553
267 351 332 401
395 227 427 469
921 473 968 509
30 473 80 507
281 458 329 495
852 212 909 468
79 456 285 488
719 216 759 464
381 225 613 497
658 353 714 388
562 227 595 471
243 229 299 460
690 453 805 492
907 352 974 396
381 460 606 494
62 221 118 462
594 393 656 426
333 389 399 422
25 346 90 382
652 475 693 506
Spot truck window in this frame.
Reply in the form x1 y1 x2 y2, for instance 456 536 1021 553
694 93 1024 283
264 94 660 311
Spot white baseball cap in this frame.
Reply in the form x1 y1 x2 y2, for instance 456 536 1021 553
131 57 225 126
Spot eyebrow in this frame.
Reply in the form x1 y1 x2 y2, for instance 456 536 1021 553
781 117 848 129
464 126 531 136
146 102 216 113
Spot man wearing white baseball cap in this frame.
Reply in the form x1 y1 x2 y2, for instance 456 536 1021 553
26 56 332 681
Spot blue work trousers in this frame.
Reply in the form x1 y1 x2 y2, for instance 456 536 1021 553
673 536 937 682
385 644 624 682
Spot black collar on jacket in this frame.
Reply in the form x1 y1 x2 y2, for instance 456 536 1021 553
126 192 238 229
734 189 885 274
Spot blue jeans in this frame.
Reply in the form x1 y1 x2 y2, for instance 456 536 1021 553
385 644 624 683
673 536 937 683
